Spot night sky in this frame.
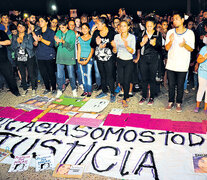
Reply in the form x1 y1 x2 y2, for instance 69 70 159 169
0 0 200 16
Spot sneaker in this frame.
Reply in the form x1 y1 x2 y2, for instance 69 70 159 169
87 92 92 97
166 102 174 111
129 92 133 97
110 94 116 103
115 86 121 93
51 90 57 96
176 103 182 113
118 92 124 97
21 90 28 97
14 92 21 97
184 89 189 94
147 98 154 105
192 87 196 91
79 84 84 90
139 97 147 105
93 84 101 91
81 92 88 96
43 89 51 95
194 107 199 113
72 89 77 97
56 90 62 98
96 92 107 98
32 90 36 97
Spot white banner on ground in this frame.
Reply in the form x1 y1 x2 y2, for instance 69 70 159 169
0 118 207 179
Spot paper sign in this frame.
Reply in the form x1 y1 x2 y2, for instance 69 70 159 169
38 113 69 123
103 114 129 127
81 113 98 119
66 111 78 117
109 108 123 115
53 163 84 178
0 107 25 119
126 113 151 129
0 148 11 162
79 99 109 113
52 96 87 107
171 121 206 134
9 155 32 172
16 96 53 111
66 117 103 127
15 109 44 123
36 154 54 172
149 118 172 131
193 154 207 173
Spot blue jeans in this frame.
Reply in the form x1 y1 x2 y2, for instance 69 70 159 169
76 59 82 85
93 59 101 86
184 72 189 90
79 58 93 92
57 64 76 91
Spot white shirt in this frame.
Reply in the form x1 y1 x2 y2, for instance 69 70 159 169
114 33 136 60
165 28 195 72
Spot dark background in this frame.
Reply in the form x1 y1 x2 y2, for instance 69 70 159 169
0 0 204 16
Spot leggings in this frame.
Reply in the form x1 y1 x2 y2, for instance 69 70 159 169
117 58 133 100
196 76 207 103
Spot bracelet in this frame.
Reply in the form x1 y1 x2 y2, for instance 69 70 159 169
127 46 132 51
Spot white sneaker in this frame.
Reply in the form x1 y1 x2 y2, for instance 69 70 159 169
79 84 84 90
32 90 36 97
56 90 62 98
72 89 77 97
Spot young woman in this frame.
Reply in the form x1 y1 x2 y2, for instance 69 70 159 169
90 17 116 103
194 45 207 114
75 17 82 35
54 20 77 98
77 23 94 97
11 21 37 96
112 20 136 107
33 16 56 95
138 17 162 105
50 16 58 32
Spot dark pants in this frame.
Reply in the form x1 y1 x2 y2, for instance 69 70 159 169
0 60 19 95
17 56 37 90
38 59 56 91
97 59 115 94
139 54 158 99
117 58 133 100
167 70 187 104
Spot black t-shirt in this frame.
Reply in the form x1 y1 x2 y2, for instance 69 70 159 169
90 28 115 61
0 30 10 62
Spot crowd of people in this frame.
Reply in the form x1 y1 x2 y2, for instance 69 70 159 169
0 8 207 113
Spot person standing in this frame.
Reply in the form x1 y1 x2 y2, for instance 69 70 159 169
112 20 136 107
11 21 37 96
55 20 77 98
33 16 56 95
138 17 162 105
90 17 116 102
165 12 195 112
194 45 207 114
0 29 20 96
77 23 94 97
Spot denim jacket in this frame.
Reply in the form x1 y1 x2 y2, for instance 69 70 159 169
11 33 35 59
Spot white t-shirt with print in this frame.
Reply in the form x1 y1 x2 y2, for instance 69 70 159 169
165 28 195 72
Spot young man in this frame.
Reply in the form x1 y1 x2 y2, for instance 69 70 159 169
165 12 195 112
0 14 11 35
